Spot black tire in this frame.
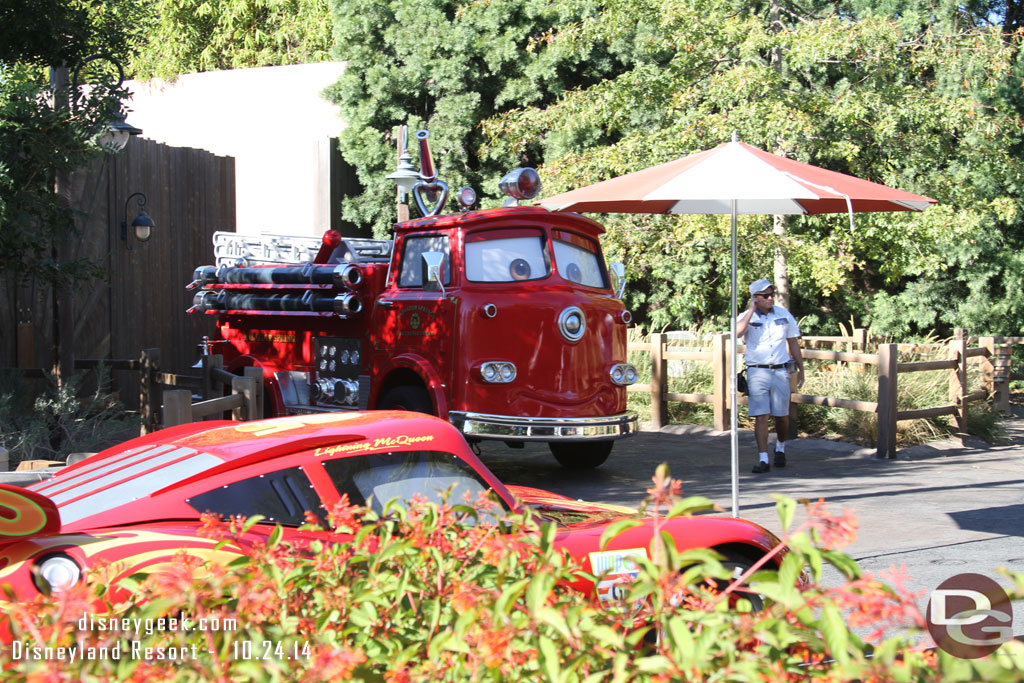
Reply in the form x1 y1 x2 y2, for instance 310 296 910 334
378 385 434 414
644 554 766 647
548 440 614 469
711 559 765 612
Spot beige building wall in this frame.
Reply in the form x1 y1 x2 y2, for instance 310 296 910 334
124 62 349 238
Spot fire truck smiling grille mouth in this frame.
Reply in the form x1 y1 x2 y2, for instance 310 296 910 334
448 412 637 441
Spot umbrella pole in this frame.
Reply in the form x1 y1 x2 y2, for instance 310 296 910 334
730 201 739 518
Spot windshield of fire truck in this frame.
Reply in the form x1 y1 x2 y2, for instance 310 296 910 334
465 228 550 283
398 234 451 287
552 230 607 288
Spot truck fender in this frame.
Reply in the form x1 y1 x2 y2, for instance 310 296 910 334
372 354 449 419
226 356 283 417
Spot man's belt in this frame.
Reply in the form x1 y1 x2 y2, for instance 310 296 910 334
747 363 787 369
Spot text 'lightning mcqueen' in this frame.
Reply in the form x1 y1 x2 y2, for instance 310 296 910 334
0 412 783 620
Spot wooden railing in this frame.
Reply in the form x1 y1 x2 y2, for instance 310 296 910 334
161 355 263 428
5 349 263 435
10 348 194 434
628 328 1023 458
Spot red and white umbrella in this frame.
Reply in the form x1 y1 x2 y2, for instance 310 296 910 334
539 136 936 516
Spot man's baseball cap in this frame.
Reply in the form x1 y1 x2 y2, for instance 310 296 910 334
749 278 773 295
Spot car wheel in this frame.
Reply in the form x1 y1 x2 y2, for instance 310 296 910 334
548 440 613 469
378 385 434 414
711 559 765 612
645 554 766 646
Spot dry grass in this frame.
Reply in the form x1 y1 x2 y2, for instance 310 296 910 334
628 329 1005 446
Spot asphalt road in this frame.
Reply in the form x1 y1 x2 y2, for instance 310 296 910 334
476 408 1024 640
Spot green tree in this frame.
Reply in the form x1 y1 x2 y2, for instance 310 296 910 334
129 0 333 80
0 0 142 286
480 0 1024 336
324 0 627 237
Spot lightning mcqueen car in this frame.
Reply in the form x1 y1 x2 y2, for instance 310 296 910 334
0 412 781 611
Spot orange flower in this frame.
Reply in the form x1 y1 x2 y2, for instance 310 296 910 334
804 498 858 550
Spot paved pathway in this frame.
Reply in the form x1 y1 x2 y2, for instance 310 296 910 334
478 408 1024 637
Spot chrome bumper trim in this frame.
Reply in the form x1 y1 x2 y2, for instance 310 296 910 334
448 411 637 441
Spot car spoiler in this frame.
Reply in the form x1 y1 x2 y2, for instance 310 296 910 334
0 484 61 541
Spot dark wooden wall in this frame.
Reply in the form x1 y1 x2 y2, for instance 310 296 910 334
0 138 235 405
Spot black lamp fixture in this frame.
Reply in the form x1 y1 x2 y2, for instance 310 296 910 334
121 192 155 249
71 54 143 153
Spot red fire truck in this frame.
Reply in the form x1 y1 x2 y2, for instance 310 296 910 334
187 131 637 468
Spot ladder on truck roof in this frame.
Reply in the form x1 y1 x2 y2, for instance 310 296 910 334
212 231 393 267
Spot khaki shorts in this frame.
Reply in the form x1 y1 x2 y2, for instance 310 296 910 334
746 366 790 417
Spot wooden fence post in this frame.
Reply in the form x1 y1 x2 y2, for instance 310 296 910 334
712 332 728 431
232 375 256 421
950 329 968 444
202 354 224 401
853 328 867 352
139 348 161 434
244 366 264 420
980 336 995 406
991 342 1013 415
162 390 193 428
650 332 668 429
876 343 898 459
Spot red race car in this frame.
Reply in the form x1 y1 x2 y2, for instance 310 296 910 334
0 412 782 613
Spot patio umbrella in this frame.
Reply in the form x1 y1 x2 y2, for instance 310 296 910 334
539 134 936 517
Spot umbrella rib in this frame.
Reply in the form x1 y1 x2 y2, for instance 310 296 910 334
782 172 855 231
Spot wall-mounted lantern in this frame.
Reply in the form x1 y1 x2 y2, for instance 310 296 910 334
121 192 155 249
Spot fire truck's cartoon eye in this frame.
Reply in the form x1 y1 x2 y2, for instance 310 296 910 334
565 263 582 283
509 258 531 281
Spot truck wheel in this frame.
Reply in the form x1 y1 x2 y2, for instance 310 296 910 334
378 385 434 415
548 440 613 469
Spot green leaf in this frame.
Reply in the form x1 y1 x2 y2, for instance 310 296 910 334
820 602 850 666
599 518 644 549
666 496 717 517
773 494 797 531
538 635 561 682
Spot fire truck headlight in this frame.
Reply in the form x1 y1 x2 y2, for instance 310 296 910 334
625 365 638 384
558 306 586 342
481 362 516 384
35 554 81 593
610 363 638 386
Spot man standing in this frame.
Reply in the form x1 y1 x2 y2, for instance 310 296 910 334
737 278 804 473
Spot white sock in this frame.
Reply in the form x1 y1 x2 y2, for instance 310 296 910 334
775 441 785 453
759 452 769 463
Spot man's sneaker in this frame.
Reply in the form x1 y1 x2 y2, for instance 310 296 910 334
751 461 770 474
773 450 787 468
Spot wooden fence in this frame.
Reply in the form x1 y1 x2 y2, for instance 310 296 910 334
0 138 234 406
628 328 1024 458
162 356 263 428
8 349 263 434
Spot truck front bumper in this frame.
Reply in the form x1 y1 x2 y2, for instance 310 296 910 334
448 411 637 441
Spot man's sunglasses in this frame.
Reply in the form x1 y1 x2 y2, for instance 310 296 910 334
755 291 775 298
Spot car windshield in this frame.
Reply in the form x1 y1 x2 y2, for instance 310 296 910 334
322 450 507 523
465 229 550 283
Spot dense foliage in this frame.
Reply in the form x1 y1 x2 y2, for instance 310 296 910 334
129 0 333 79
324 0 629 233
4 469 1023 680
0 0 140 287
480 0 1024 336
323 0 1024 338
